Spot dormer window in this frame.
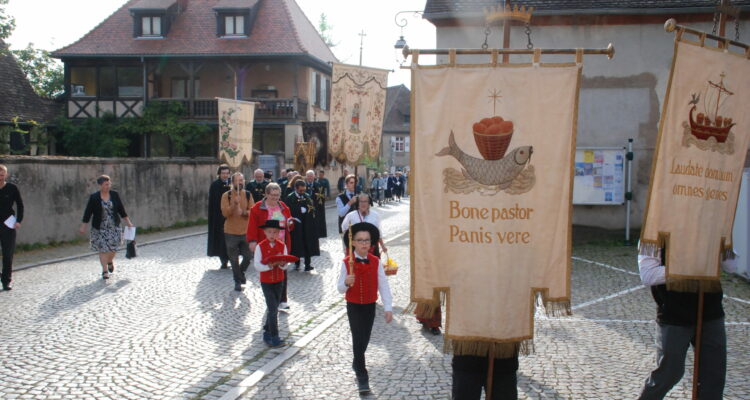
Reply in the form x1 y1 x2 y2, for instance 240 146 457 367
214 0 258 38
142 16 162 36
224 15 245 36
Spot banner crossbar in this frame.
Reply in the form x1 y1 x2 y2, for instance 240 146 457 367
665 18 749 52
401 43 614 60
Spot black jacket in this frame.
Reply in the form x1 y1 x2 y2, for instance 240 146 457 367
82 190 128 230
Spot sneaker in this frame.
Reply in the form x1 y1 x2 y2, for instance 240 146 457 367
279 302 290 312
269 336 285 348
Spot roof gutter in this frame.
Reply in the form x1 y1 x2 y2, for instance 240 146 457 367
424 6 750 20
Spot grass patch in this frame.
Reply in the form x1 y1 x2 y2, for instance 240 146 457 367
16 218 208 254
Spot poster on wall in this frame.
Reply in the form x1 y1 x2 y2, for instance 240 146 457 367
573 148 626 205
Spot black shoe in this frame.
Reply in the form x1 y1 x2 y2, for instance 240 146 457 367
304 265 314 272
220 264 229 270
107 262 114 273
234 283 242 291
2 283 11 291
357 377 370 394
430 327 441 335
102 271 109 280
294 263 300 271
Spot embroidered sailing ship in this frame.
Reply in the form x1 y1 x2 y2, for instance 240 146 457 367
688 73 734 143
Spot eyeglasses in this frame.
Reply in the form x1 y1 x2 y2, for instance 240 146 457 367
353 239 370 243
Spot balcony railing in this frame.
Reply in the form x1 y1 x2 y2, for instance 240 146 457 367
149 98 308 120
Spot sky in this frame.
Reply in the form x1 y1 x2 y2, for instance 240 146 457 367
5 0 436 88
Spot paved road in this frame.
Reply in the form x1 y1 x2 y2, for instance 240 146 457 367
0 198 748 399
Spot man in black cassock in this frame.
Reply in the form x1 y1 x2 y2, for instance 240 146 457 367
208 164 231 269
304 170 325 239
314 169 330 238
287 179 320 271
245 168 268 203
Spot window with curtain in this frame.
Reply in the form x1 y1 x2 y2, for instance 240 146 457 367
141 16 162 36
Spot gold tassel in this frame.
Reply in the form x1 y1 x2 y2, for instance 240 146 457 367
666 278 722 293
446 338 533 358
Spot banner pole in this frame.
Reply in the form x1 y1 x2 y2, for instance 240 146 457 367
486 344 495 399
691 287 705 400
625 139 634 245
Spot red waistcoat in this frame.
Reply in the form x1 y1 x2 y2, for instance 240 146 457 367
344 253 380 305
258 239 286 284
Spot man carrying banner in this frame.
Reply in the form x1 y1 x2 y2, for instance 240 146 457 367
246 168 268 203
220 172 254 291
314 170 330 238
336 174 359 234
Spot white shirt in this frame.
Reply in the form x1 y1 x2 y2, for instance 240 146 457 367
253 240 291 272
638 245 737 286
336 255 393 312
340 209 381 233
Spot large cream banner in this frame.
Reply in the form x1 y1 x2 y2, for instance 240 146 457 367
641 38 750 287
218 98 255 168
329 64 388 164
411 62 581 356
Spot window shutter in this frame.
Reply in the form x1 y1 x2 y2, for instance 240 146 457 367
321 77 327 110
315 73 321 107
326 78 331 111
216 14 225 36
133 16 141 37
310 71 317 105
244 12 250 35
405 137 410 152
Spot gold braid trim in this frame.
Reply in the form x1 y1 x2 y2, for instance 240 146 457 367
406 290 445 318
542 300 571 318
666 278 722 293
447 338 532 358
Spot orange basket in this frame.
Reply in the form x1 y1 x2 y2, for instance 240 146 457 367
382 251 398 276
473 130 513 160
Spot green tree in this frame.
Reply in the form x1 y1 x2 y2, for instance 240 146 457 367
317 13 337 48
119 101 210 155
12 44 64 98
57 113 131 157
0 0 15 41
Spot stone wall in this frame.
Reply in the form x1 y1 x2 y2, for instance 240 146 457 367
0 156 219 245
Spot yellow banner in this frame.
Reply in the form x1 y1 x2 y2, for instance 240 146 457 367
641 39 750 282
411 62 581 355
218 98 255 168
329 64 388 164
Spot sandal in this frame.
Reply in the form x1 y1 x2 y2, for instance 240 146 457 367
102 271 110 280
108 262 114 273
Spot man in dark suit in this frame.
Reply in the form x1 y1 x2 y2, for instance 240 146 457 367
208 164 231 269
246 168 269 203
286 180 320 271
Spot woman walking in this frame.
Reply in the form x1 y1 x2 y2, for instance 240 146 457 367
79 175 133 279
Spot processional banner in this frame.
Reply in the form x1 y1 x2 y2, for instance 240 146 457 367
411 54 582 356
302 121 331 167
641 36 750 288
218 98 256 168
329 63 388 164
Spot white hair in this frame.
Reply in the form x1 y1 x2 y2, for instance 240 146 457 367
306 170 315 176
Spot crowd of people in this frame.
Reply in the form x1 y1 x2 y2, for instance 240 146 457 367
0 160 735 399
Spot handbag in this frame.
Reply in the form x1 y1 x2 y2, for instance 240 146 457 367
126 240 137 259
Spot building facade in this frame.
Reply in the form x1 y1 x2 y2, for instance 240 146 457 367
53 0 336 161
423 0 750 229
382 84 410 172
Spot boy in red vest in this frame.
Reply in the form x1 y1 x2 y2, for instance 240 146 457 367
253 219 291 348
338 222 393 394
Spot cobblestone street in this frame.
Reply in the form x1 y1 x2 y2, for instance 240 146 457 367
0 199 748 399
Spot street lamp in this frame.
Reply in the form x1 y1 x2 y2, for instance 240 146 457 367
393 10 423 64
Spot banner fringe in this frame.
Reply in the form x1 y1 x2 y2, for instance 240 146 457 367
446 338 533 358
666 278 722 293
542 300 572 317
638 241 662 258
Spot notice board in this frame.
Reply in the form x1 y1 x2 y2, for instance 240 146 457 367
573 148 626 205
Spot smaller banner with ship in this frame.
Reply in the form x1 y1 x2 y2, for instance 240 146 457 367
218 98 256 168
641 38 750 288
328 64 388 165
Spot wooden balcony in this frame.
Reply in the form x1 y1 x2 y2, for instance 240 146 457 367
149 98 308 121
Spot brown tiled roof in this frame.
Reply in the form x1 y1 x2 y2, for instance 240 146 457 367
214 0 258 8
424 0 750 15
53 0 338 66
130 0 176 10
383 85 410 135
0 41 61 124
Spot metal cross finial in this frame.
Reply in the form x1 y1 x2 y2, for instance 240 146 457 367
488 89 502 114
359 30 367 66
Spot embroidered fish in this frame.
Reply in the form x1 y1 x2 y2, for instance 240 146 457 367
436 131 532 188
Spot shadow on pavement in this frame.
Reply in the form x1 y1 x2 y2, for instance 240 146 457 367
194 270 252 355
36 278 130 322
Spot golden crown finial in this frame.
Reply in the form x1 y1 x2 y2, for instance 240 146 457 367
485 4 534 25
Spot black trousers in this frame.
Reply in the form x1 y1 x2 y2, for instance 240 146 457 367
452 354 519 400
261 281 283 337
346 302 376 379
0 225 16 286
225 234 250 284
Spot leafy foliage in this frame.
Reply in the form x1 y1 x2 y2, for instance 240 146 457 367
57 101 211 157
12 44 64 98
317 13 337 48
0 0 15 41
